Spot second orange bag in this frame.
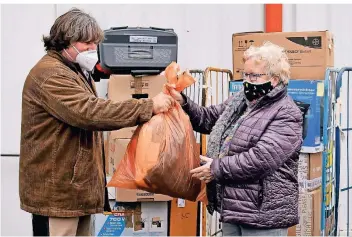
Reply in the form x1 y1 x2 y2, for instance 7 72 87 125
107 62 205 202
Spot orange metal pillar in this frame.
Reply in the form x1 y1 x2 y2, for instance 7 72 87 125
265 4 283 32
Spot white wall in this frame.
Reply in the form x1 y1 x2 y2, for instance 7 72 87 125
1 3 352 235
1 4 56 236
1 4 56 155
1 156 32 236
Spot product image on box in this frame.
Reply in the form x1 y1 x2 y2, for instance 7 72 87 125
151 217 162 228
95 202 168 236
293 100 310 140
96 203 140 236
287 80 324 152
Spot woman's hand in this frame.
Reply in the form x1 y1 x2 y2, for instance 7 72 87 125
190 156 214 183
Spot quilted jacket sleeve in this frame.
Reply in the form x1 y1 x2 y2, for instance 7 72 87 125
181 93 230 134
211 104 303 182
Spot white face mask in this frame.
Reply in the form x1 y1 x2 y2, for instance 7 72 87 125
65 45 98 71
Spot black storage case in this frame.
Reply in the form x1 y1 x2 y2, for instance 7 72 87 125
98 26 178 76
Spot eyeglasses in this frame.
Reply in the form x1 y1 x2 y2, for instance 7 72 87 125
242 72 268 82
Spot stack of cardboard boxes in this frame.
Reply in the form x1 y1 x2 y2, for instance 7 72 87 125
105 74 172 202
95 74 171 236
231 31 334 236
97 74 200 236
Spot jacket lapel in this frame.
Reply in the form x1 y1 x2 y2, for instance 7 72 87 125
90 79 98 97
87 73 98 97
77 71 95 95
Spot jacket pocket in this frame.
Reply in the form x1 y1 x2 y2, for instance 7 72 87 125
70 148 93 186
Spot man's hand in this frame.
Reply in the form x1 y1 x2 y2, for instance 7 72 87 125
168 86 184 105
190 156 214 183
151 92 174 114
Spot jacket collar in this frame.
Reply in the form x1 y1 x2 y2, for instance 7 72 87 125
47 50 81 74
265 83 287 101
47 50 97 95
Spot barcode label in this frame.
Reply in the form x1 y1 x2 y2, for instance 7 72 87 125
130 36 157 43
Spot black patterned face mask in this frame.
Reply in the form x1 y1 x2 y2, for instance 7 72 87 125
243 80 273 102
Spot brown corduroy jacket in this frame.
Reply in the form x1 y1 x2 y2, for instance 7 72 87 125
19 50 153 217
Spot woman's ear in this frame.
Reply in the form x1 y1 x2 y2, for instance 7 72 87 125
271 76 280 87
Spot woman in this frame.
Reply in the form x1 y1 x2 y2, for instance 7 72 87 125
169 42 303 236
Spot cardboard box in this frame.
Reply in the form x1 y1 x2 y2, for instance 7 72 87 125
110 127 137 140
169 143 202 235
308 153 323 180
288 225 296 236
169 198 198 236
108 75 166 139
108 74 166 101
115 188 173 202
107 137 172 202
106 138 131 176
201 203 207 236
106 176 117 200
229 80 324 152
298 153 322 192
232 31 334 80
295 188 322 236
94 201 168 236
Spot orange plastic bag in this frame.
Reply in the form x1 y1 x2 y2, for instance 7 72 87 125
107 62 206 202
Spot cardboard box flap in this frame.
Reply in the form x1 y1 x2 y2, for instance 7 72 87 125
116 187 173 202
109 129 136 140
232 31 264 36
233 30 331 37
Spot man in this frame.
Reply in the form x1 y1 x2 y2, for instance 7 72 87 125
20 8 173 236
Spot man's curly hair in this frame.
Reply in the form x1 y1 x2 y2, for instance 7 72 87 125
43 8 104 52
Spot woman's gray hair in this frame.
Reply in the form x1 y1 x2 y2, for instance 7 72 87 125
43 8 104 52
243 41 291 85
